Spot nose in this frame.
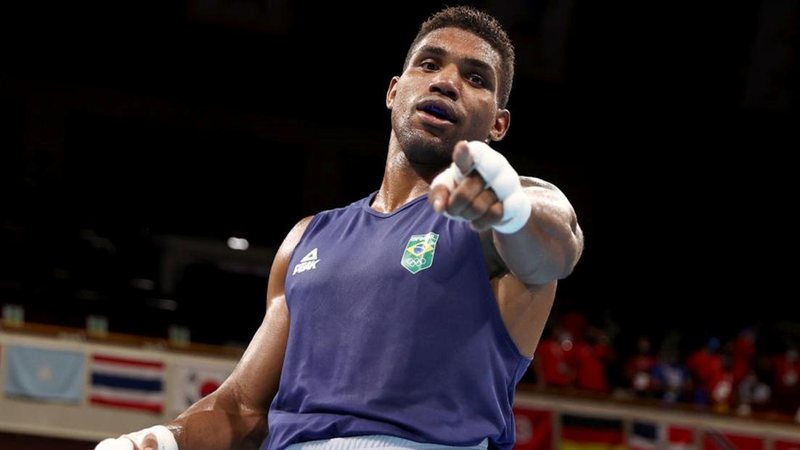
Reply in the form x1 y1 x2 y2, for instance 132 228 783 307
429 65 460 101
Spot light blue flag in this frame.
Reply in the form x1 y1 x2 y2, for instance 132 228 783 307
5 345 84 403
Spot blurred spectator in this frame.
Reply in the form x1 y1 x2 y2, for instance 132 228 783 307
561 311 588 345
651 348 691 404
686 336 722 405
732 326 757 386
534 326 575 388
623 335 658 398
770 344 800 415
498 312 800 419
573 327 611 393
708 351 735 414
736 368 772 416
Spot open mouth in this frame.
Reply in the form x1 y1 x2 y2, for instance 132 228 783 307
418 101 457 123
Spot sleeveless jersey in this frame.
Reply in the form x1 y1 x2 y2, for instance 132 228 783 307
265 193 531 450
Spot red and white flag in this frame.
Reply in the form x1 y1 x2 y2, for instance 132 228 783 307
169 362 233 414
512 406 552 450
668 426 696 450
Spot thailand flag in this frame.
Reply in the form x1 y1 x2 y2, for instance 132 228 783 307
88 353 164 414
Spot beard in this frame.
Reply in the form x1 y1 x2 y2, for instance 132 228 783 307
392 109 456 169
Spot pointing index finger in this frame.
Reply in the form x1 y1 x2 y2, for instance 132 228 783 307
141 433 158 450
452 140 473 176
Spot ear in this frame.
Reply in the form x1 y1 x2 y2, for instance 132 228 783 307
488 108 511 142
386 76 400 110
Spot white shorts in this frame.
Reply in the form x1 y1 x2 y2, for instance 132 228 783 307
285 435 489 450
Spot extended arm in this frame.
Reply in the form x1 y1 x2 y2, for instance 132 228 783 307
491 176 583 286
429 141 582 357
430 141 583 286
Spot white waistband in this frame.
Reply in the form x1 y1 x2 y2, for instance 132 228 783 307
285 435 489 450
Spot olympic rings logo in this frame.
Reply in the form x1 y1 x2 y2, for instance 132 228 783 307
404 256 427 266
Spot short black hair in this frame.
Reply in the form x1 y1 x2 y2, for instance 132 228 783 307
403 6 515 108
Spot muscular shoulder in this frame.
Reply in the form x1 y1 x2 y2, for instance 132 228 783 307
270 216 315 280
289 216 315 241
278 216 315 258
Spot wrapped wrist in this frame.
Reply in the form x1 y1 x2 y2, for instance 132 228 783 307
95 425 178 450
124 425 178 450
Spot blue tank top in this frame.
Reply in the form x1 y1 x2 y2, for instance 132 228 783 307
265 193 531 450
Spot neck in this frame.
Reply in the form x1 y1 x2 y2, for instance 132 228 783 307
371 134 445 214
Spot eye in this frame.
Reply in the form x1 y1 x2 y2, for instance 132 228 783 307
420 61 439 71
468 73 486 87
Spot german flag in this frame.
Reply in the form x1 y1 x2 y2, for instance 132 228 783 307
561 414 624 450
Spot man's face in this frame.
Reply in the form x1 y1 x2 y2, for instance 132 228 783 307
386 27 510 166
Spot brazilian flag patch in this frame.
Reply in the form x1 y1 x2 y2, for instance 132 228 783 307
401 232 439 274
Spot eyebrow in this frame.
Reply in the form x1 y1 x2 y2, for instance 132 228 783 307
416 45 495 75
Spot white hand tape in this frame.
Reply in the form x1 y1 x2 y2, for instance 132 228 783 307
430 141 531 232
431 164 458 191
469 142 504 185
493 190 532 234
466 141 517 199
95 437 134 450
122 425 178 450
467 141 530 233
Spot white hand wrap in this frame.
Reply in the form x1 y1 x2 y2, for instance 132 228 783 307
95 438 134 450
95 425 178 450
431 141 531 234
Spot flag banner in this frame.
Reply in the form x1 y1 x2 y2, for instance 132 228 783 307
629 421 658 450
561 413 624 450
512 405 552 450
4 345 83 403
703 430 763 450
88 353 164 414
169 362 233 413
667 426 696 450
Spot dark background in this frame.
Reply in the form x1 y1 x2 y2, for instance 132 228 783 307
1 1 797 350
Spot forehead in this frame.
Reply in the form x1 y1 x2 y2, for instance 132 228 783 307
410 27 502 71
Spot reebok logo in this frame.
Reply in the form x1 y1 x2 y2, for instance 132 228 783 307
292 248 320 275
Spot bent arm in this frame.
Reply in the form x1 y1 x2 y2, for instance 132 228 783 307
165 216 313 450
493 176 583 286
